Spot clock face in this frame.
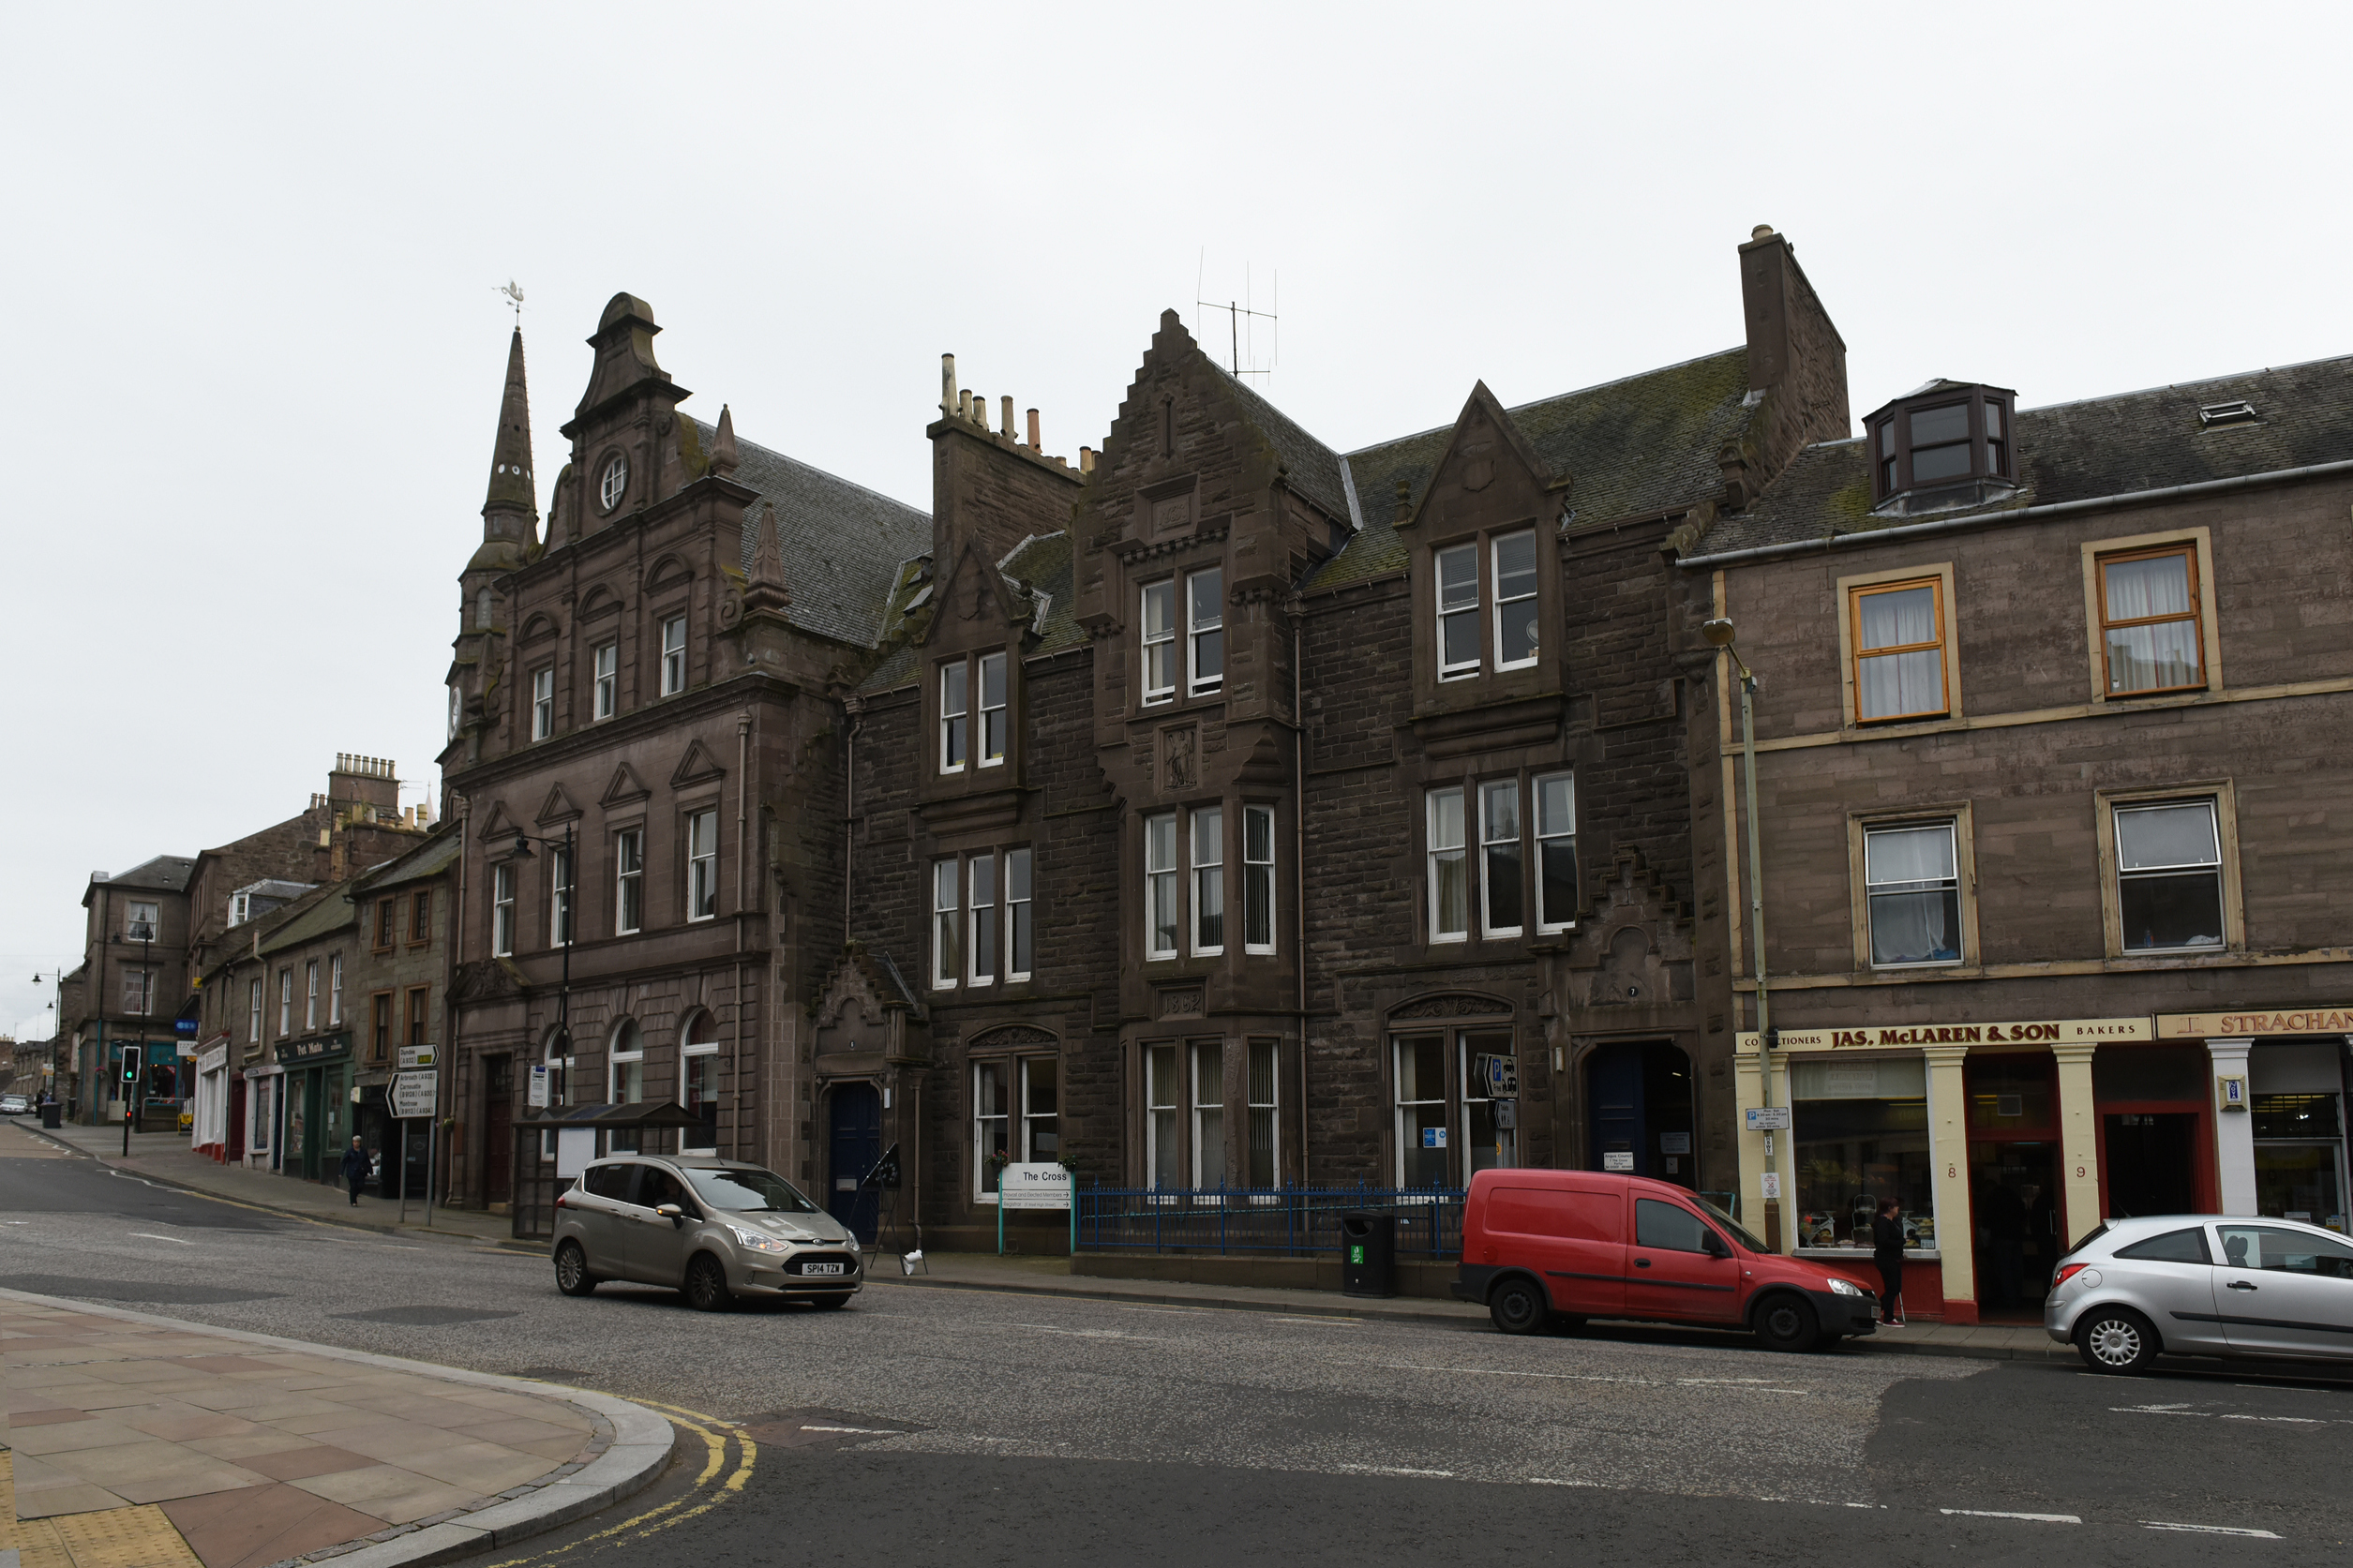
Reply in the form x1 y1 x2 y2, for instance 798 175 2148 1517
600 455 629 512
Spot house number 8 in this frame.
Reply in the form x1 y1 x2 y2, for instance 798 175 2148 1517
1947 1164 1957 1179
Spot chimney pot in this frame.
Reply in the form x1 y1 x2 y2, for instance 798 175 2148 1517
940 352 958 416
1000 396 1014 440
958 390 972 421
1079 446 1095 473
1751 223 1776 241
1027 408 1040 449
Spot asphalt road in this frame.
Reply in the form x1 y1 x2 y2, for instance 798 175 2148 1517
4 1135 2350 1565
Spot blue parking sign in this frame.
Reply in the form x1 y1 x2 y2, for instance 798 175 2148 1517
1421 1127 1447 1148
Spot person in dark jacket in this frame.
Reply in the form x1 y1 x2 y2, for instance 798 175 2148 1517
1871 1198 1907 1325
340 1137 370 1205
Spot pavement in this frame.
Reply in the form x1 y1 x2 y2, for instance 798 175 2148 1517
0 1128 672 1568
24 1118 2073 1365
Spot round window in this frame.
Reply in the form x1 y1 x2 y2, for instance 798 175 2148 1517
600 455 629 513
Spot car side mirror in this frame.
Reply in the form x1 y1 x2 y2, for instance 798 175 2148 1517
655 1203 685 1225
1702 1231 1731 1259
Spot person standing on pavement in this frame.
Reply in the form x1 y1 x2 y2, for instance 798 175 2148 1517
1872 1197 1907 1325
340 1137 369 1205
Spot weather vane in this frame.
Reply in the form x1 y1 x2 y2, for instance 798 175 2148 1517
497 279 525 325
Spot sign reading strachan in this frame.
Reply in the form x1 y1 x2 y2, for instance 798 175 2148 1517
2158 1008 2353 1038
1739 1017 2153 1052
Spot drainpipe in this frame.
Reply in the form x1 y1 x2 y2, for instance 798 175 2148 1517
444 790 467 1217
1292 607 1310 1185
733 711 751 1163
843 695 864 948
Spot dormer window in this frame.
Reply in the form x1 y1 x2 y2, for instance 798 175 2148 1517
1866 383 2016 507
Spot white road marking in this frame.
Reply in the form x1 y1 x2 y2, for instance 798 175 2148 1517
2141 1521 2283 1538
1009 1322 1162 1341
1941 1509 2081 1524
1274 1316 1358 1325
800 1424 896 1434
2221 1413 2325 1424
126 1232 197 1246
1369 1361 1805 1396
1341 1465 1454 1478
2112 1405 2207 1416
1528 1478 1601 1487
1115 1306 1208 1316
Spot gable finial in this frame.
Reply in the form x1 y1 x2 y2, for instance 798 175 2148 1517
744 500 789 613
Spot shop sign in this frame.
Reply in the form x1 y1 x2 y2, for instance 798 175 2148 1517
275 1031 352 1067
196 1043 227 1075
1740 1017 2151 1053
998 1162 1072 1211
2157 1008 2353 1039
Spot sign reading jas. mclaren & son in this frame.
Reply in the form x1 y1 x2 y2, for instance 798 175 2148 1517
1739 1017 2154 1053
2157 1008 2353 1039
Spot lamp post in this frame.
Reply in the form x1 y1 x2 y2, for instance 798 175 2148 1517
124 918 155 1157
1701 617 1784 1251
31 969 65 1111
506 823 577 1103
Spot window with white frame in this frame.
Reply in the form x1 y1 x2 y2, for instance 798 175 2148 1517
247 978 262 1050
974 1056 1060 1201
660 614 687 695
975 1060 1008 1195
1864 820 1962 967
1146 1043 1180 1188
608 1018 645 1149
1188 568 1223 694
940 660 968 772
1146 813 1179 959
1428 787 1467 941
681 1010 719 1153
447 683 462 740
532 667 554 740
1479 780 1523 937
304 961 320 1030
686 810 718 920
1192 1040 1225 1187
549 844 575 947
1141 581 1176 704
328 952 343 1025
1493 530 1538 668
1395 1034 1448 1186
979 652 1007 766
1461 1030 1516 1175
1191 806 1224 955
127 901 158 941
969 852 997 986
1436 543 1480 679
1025 1056 1058 1165
122 967 153 1013
1243 805 1276 954
277 968 292 1037
1246 1039 1279 1187
1006 847 1033 981
2115 799 2225 952
491 862 516 957
931 859 961 989
593 642 618 720
1536 773 1578 931
614 829 643 935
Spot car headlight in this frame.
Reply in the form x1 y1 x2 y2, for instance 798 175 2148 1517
1825 1277 1864 1296
729 1226 791 1254
847 1236 861 1252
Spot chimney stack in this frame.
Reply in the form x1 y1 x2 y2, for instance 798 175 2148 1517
1027 408 1040 449
940 352 958 418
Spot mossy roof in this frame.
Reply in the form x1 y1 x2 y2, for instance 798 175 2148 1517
1307 347 1758 591
1703 353 2353 557
855 530 1081 695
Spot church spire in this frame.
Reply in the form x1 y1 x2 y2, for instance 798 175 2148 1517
482 328 536 527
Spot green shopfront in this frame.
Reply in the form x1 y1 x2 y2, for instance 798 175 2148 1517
274 1030 352 1183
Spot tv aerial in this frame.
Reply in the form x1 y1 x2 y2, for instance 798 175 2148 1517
1195 252 1277 380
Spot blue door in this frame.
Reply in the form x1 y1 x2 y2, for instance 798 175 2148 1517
827 1083 883 1241
1587 1044 1646 1177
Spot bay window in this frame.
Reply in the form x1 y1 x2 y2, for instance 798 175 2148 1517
1146 1044 1180 1188
1142 582 1176 704
1243 805 1275 954
1192 1041 1224 1186
1479 780 1522 937
980 652 1007 765
940 660 968 772
932 859 961 989
969 852 997 985
1427 787 1467 941
1006 847 1033 980
933 846 1036 989
1188 568 1223 694
1191 807 1224 954
1247 1038 1279 1187
1146 813 1179 959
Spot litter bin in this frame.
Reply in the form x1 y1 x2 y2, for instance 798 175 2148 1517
40 1102 61 1129
1341 1211 1396 1298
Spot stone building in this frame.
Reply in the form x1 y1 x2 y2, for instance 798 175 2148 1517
68 854 194 1127
1678 351 2353 1322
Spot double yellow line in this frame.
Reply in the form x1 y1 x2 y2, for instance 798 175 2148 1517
483 1399 757 1566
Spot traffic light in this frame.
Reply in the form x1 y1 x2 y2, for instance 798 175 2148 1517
119 1047 142 1085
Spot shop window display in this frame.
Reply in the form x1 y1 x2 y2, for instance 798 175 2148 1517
2252 1092 2347 1232
1792 1057 1936 1252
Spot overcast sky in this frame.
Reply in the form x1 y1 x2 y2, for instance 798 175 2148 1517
6 3 2349 1039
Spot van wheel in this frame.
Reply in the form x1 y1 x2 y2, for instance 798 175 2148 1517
684 1253 734 1313
554 1242 597 1297
1488 1277 1548 1336
1753 1294 1820 1353
2076 1307 2158 1374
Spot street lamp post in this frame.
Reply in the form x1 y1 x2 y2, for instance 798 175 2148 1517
125 919 155 1157
1701 617 1784 1252
507 824 577 1099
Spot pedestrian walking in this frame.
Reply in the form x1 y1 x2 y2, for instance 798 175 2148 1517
341 1136 369 1206
1872 1197 1907 1325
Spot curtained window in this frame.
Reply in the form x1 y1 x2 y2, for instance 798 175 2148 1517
1851 580 1948 722
1864 821 1961 966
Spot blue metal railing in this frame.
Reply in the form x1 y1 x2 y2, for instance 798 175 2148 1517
1074 1183 1466 1259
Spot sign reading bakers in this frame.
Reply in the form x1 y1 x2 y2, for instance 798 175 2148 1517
2156 1008 2353 1039
1740 1017 2152 1052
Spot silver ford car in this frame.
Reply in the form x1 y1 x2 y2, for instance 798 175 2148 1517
551 1156 862 1311
2047 1214 2353 1373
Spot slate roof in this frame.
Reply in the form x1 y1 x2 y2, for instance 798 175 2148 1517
1309 348 1759 591
353 828 461 891
1222 372 1350 526
1699 353 2353 558
254 884 355 957
697 421 934 650
855 530 1082 695
96 855 196 894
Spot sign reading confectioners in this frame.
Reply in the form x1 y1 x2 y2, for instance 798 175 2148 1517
1740 1017 2152 1053
2156 1008 2353 1039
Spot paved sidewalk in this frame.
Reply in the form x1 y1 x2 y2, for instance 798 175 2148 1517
7 1121 520 1251
0 1291 669 1568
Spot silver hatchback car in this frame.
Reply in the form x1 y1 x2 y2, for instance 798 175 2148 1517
2047 1214 2353 1373
551 1156 862 1311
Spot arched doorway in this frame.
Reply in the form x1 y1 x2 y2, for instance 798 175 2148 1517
828 1082 883 1240
1585 1040 1697 1188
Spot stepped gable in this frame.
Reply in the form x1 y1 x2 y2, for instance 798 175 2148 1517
1315 347 1759 590
1706 353 2353 557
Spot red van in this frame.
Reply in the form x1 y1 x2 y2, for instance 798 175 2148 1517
1453 1169 1881 1351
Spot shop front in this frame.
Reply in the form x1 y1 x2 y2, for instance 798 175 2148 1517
273 1030 352 1184
190 1038 232 1159
2157 1008 2352 1234
1738 1015 2165 1324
